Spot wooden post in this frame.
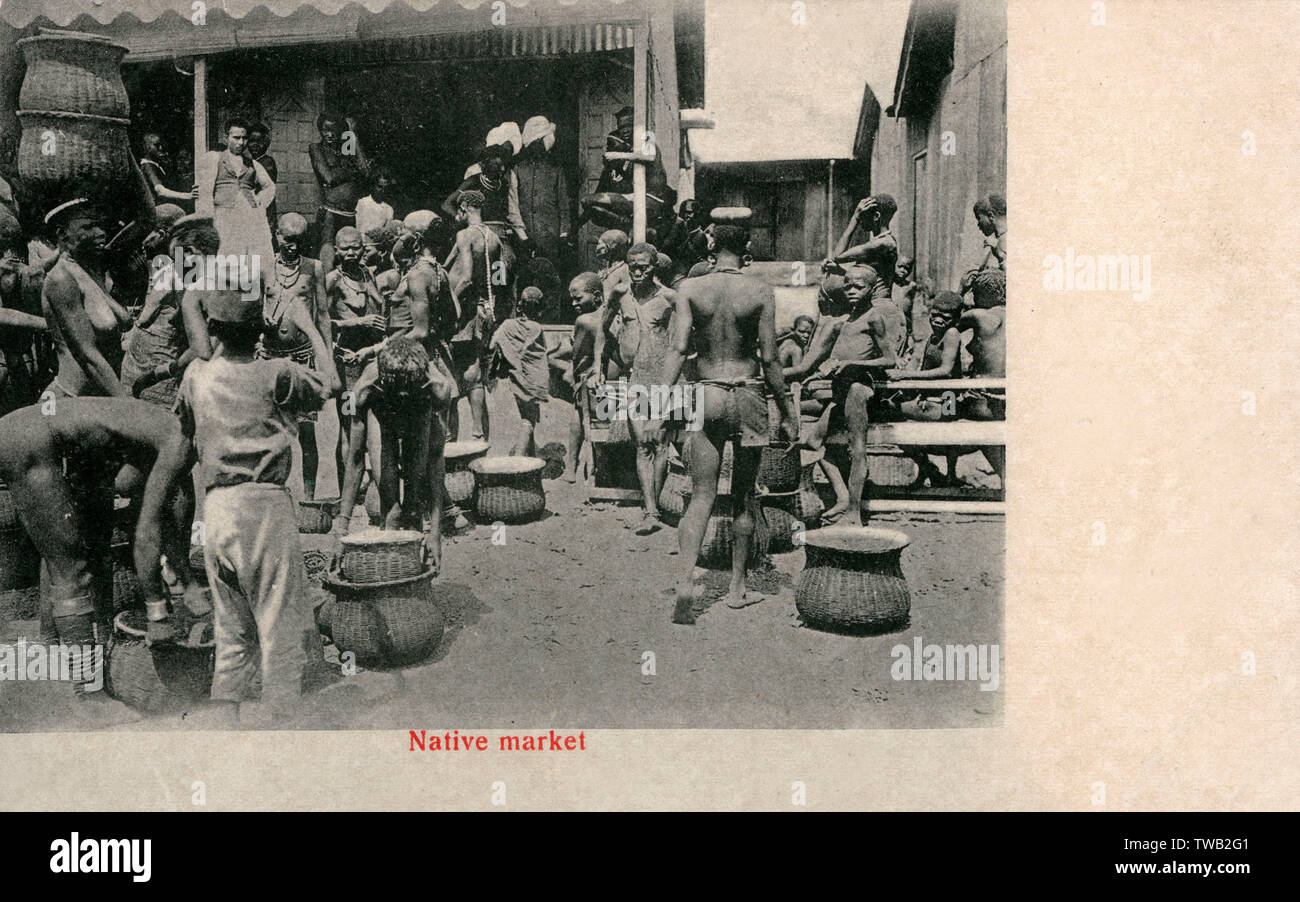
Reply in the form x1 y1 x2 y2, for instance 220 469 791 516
631 19 648 243
193 56 208 167
826 159 835 258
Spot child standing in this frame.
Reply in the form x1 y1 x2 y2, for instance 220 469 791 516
488 286 550 457
563 273 603 483
175 290 339 724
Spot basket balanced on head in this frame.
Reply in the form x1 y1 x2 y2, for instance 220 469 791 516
443 440 490 508
322 567 443 667
470 456 546 523
794 526 911 633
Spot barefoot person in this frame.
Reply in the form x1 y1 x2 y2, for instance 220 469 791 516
790 263 905 526
0 398 205 692
444 190 508 442
262 213 331 500
334 337 454 573
958 270 1006 483
562 272 603 483
488 287 549 457
622 242 677 534
177 290 337 724
659 210 797 623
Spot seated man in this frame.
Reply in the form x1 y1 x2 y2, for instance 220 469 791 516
957 270 1005 483
0 398 206 692
789 263 906 526
334 337 454 573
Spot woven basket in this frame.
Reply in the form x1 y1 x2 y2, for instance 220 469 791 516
106 606 215 714
339 529 424 584
18 31 130 119
297 499 338 534
0 585 41 622
111 562 143 613
444 440 489 507
315 595 335 642
794 527 911 633
795 463 826 524
758 443 801 492
695 495 770 570
322 567 443 666
471 457 546 523
759 492 804 553
657 467 690 523
17 109 133 188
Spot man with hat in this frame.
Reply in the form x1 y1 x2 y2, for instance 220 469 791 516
657 207 798 623
175 288 337 724
515 115 572 273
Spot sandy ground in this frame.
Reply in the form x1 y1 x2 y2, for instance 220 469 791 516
0 385 1003 731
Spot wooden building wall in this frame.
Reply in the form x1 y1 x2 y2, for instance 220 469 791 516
870 0 1006 293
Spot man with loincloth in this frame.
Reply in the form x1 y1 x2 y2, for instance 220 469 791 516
262 213 332 500
0 398 207 693
658 210 797 623
791 263 906 526
562 272 603 484
488 286 550 458
328 226 387 494
334 337 453 573
621 241 677 535
309 113 369 273
444 191 508 442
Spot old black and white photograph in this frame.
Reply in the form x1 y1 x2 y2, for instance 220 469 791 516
0 0 1005 734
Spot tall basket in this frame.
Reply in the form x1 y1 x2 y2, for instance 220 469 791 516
794 527 911 633
470 457 546 523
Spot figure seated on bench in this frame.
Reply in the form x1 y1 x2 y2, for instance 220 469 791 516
786 263 907 526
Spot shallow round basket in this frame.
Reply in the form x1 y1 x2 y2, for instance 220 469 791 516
470 457 546 523
106 605 215 715
758 443 801 492
759 491 805 553
322 567 444 667
794 527 911 633
339 529 425 584
694 495 770 570
444 440 489 506
297 498 338 534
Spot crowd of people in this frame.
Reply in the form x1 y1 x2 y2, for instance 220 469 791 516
0 101 1005 720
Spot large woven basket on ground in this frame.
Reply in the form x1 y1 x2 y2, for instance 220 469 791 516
297 498 338 534
694 495 770 570
759 491 806 553
758 443 801 492
321 567 443 667
794 527 911 633
339 529 425 584
444 440 489 507
0 482 39 597
106 604 215 715
470 457 546 523
18 31 130 119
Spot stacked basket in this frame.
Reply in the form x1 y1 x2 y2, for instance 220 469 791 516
444 440 489 511
16 30 134 216
794 527 912 633
470 457 546 523
694 494 770 570
107 602 215 714
320 530 443 667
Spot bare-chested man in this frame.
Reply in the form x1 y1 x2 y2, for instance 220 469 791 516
444 190 507 442
958 271 1005 482
791 263 906 526
263 212 332 499
831 194 899 305
309 113 369 273
333 337 454 572
621 242 676 534
0 399 206 691
659 210 797 624
592 229 633 383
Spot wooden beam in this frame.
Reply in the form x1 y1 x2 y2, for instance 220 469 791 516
866 499 1005 515
193 56 208 167
631 18 648 243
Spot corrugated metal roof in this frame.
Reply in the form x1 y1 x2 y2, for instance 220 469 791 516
0 0 624 29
